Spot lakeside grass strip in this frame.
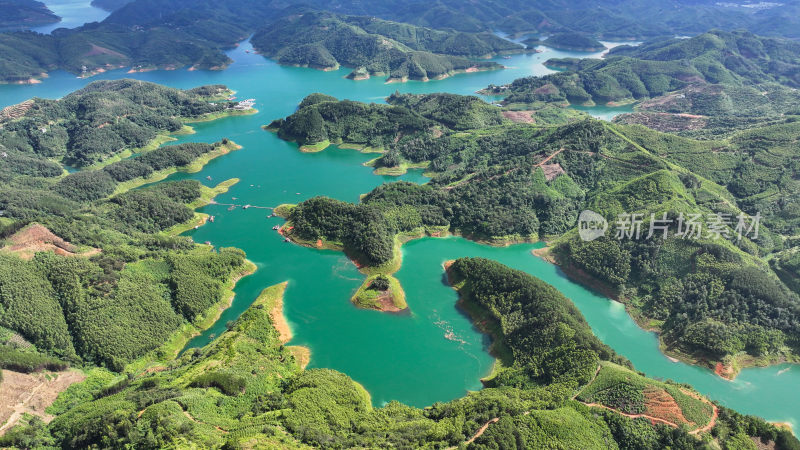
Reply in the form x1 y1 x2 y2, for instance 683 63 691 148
364 157 430 176
183 107 258 124
82 126 196 172
111 140 242 197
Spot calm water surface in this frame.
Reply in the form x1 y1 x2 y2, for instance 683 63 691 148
31 0 110 34
0 39 797 427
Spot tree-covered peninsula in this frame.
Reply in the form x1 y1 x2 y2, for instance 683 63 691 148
541 32 606 52
268 91 800 377
0 0 58 31
251 11 521 81
0 79 249 167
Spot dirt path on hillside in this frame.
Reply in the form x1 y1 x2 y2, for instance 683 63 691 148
464 418 500 446
581 402 682 428
681 388 719 435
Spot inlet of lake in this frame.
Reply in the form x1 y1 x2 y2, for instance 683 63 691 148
0 36 796 429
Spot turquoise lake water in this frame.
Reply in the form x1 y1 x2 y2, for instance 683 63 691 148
0 37 796 428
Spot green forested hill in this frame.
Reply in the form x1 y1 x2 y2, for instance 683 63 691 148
2 257 793 449
270 93 800 372
542 32 606 52
303 0 800 39
0 79 237 167
0 81 253 373
250 12 516 81
0 0 58 30
487 30 800 107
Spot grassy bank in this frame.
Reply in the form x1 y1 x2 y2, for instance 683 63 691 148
364 157 430 176
111 140 242 196
253 282 312 369
83 126 195 172
183 107 257 123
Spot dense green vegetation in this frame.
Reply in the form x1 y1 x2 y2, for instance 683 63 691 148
251 11 517 81
0 81 256 374
0 245 249 371
542 32 606 52
271 92 800 369
2 259 794 449
485 30 800 107
448 258 625 386
0 79 235 167
267 93 435 150
0 0 58 30
0 345 69 373
300 0 800 40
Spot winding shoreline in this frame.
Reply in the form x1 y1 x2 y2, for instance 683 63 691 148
530 245 800 381
254 281 311 370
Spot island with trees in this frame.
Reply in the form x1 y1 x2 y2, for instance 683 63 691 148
540 32 606 52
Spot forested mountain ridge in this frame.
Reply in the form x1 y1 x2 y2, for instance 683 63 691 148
485 30 800 107
250 11 520 81
269 92 800 375
4 0 800 83
0 0 58 30
283 0 800 39
2 257 794 448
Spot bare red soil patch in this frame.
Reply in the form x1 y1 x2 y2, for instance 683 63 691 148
644 387 689 427
540 163 565 181
502 110 535 123
0 369 86 435
1 224 100 260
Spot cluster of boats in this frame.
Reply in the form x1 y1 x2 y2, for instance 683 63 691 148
234 98 256 110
